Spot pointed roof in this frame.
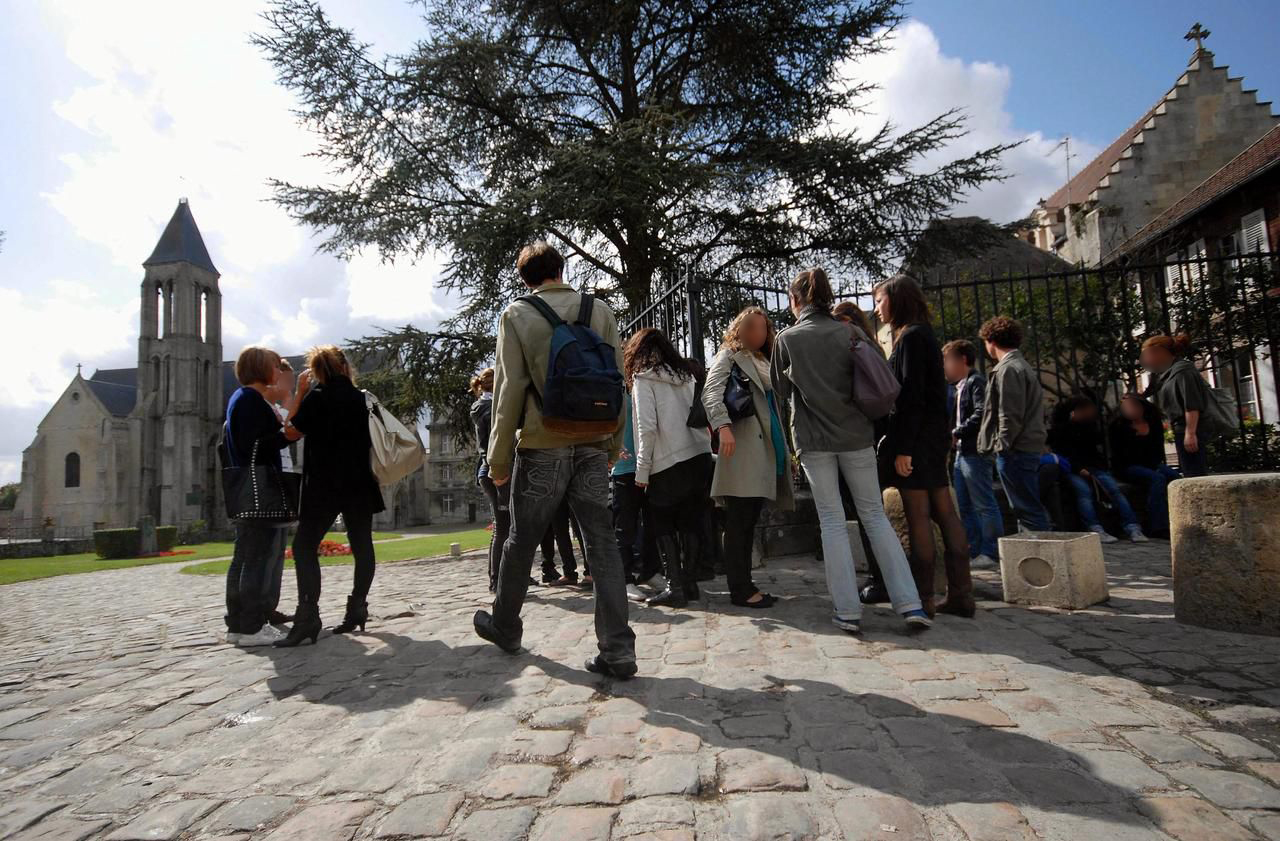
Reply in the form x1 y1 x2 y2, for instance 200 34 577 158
143 199 219 275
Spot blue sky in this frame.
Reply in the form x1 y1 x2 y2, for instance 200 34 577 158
1 1 1277 483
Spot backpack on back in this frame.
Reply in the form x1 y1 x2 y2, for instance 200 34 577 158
847 325 900 420
518 292 625 437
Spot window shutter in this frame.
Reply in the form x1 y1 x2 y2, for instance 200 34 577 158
1165 254 1185 329
1241 209 1270 253
1187 239 1207 288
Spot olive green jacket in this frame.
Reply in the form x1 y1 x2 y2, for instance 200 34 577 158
486 282 625 479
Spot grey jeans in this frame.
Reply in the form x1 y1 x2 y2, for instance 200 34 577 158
492 446 636 666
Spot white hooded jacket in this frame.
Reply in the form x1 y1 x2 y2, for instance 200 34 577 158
632 367 713 485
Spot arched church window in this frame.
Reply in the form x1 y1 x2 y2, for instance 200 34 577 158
152 357 161 392
65 452 81 488
164 282 174 337
199 288 209 342
153 283 163 337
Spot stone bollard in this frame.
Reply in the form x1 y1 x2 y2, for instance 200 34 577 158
1170 473 1280 637
449 542 462 559
138 515 157 556
997 532 1108 609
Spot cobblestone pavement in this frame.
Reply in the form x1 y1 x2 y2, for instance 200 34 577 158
1 541 1278 840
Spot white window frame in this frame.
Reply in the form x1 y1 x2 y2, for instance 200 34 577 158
441 494 455 516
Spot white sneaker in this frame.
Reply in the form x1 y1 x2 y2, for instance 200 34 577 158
640 573 668 592
626 584 646 603
236 625 286 647
1089 525 1119 544
972 554 997 569
832 616 862 634
225 631 241 645
1126 525 1149 543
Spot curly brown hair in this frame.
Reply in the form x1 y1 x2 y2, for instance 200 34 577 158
978 316 1024 350
720 306 776 357
623 328 695 387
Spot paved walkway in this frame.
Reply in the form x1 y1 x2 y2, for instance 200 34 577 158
0 542 1277 840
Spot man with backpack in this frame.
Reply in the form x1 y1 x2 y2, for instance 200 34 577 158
474 241 637 678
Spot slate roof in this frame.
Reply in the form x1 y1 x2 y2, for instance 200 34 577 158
143 199 219 275
905 217 1075 283
87 355 307 418
1110 124 1280 257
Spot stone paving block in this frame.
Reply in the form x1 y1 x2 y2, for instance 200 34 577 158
1169 767 1280 809
452 806 537 841
12 816 111 840
106 799 220 840
0 800 69 838
724 794 816 841
206 796 294 833
375 792 464 838
1121 730 1221 765
529 704 589 729
1068 747 1169 793
505 729 574 759
1250 761 1280 787
321 753 420 794
76 781 170 814
718 748 807 793
260 801 375 841
1253 814 1280 841
1136 796 1258 841
927 700 1016 727
946 801 1038 841
833 794 929 840
615 797 696 836
628 755 700 798
556 768 626 805
570 736 637 764
480 764 557 800
1190 730 1275 759
1003 766 1119 804
529 806 616 841
720 713 789 739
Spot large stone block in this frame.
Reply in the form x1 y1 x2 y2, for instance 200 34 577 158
998 532 1108 609
1170 473 1280 637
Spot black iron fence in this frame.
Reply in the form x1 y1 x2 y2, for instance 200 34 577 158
621 251 1280 471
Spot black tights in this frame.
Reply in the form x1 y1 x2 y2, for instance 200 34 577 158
292 507 376 606
899 486 970 604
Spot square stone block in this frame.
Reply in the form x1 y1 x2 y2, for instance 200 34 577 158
998 532 1107 609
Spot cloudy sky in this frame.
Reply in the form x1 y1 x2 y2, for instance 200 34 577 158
1 1 1277 483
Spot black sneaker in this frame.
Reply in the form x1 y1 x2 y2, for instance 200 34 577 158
473 610 522 654
584 656 638 679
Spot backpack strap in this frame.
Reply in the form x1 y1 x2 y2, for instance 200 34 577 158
516 294 566 328
576 293 594 326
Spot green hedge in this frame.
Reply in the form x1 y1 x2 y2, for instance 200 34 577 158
156 526 178 552
94 528 142 560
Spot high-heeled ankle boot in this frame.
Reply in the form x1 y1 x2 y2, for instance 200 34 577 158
332 596 368 634
275 602 321 647
680 532 701 601
646 536 687 608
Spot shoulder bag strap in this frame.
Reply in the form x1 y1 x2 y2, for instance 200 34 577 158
576 292 594 326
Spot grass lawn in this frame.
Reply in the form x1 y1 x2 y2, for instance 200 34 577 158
0 531 403 587
179 529 491 576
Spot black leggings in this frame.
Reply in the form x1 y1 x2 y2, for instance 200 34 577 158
898 486 969 602
291 506 376 605
480 476 510 589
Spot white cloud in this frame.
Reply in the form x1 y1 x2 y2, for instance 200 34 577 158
836 20 1100 223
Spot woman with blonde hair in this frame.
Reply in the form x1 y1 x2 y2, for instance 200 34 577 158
276 345 385 646
773 268 931 634
703 306 793 608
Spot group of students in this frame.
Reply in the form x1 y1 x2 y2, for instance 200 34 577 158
221 345 384 648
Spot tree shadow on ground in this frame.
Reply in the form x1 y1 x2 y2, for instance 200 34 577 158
254 628 1148 826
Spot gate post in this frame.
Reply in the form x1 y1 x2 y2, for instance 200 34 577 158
686 268 705 362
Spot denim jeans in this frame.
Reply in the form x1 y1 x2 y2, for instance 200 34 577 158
226 522 276 634
1174 432 1209 477
1066 470 1139 529
480 476 511 589
261 526 289 614
996 451 1052 532
953 454 1001 558
800 448 923 621
493 446 636 665
1120 464 1180 533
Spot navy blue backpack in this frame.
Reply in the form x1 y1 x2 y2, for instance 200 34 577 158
517 293 625 437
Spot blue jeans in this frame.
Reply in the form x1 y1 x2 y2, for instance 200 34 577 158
953 454 1001 558
493 446 635 666
225 522 275 634
1066 470 1139 529
261 526 289 613
799 448 922 621
1120 464 1180 533
996 451 1052 532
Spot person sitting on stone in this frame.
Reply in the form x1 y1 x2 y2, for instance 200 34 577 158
1048 394 1148 544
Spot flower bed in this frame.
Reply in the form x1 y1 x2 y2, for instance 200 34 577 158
284 540 351 560
138 549 196 559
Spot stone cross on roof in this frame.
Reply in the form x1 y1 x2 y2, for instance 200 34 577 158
1185 22 1210 53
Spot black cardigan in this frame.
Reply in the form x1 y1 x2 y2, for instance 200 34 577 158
224 387 288 470
884 323 950 461
1109 405 1167 473
292 376 386 514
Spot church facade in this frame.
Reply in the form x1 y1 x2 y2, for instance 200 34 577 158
16 200 428 534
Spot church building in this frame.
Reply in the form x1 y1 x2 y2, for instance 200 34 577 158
15 200 429 534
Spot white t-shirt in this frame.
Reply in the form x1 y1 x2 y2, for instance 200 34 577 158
274 404 299 472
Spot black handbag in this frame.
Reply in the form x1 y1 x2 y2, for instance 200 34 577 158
220 435 301 524
724 362 757 422
686 370 710 428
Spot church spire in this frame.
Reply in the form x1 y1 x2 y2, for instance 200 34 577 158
143 198 219 276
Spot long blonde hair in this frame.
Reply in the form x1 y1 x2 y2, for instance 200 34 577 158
306 345 353 385
720 306 777 358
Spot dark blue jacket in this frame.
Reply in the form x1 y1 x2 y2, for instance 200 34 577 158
950 369 987 456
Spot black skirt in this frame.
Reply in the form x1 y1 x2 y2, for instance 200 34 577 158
646 453 713 508
880 446 950 491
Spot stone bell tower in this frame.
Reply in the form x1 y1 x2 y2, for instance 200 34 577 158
134 199 224 527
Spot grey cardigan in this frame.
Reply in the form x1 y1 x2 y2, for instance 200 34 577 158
771 308 875 454
703 348 795 509
977 349 1047 455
